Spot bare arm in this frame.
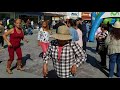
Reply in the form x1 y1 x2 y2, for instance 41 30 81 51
22 29 29 43
3 29 13 46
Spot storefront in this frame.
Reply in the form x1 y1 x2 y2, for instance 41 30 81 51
43 12 67 26
0 12 15 19
15 12 43 23
43 12 67 21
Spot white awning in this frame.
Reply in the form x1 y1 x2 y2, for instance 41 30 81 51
43 12 67 16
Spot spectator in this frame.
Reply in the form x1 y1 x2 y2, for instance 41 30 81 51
74 20 83 47
77 18 87 51
105 21 120 78
95 23 103 52
0 20 5 49
96 24 108 68
31 20 34 29
54 18 65 33
68 19 79 41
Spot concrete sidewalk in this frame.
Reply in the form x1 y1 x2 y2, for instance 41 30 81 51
0 61 41 78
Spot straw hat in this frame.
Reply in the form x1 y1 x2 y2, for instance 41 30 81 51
51 25 72 40
112 21 120 28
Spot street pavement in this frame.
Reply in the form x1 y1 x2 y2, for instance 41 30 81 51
0 29 118 78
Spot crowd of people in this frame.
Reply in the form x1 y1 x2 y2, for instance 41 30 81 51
95 21 120 78
0 16 120 78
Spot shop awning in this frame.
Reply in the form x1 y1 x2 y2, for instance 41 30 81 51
43 12 67 16
16 12 43 16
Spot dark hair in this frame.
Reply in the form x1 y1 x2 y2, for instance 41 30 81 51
77 18 82 21
110 27 120 40
73 20 77 26
102 24 108 30
68 19 76 27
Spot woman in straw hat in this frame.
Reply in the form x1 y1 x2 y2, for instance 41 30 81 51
105 21 120 78
42 25 87 78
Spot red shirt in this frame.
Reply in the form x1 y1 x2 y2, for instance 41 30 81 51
10 28 24 48
57 46 63 62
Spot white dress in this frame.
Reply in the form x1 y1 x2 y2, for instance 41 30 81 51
37 28 50 43
76 28 83 47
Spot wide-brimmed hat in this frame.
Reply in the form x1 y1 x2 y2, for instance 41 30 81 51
112 21 120 28
51 25 72 40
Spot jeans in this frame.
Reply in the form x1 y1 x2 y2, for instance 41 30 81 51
27 28 33 35
109 53 120 77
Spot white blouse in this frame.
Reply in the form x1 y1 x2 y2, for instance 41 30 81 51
76 28 83 47
37 28 50 43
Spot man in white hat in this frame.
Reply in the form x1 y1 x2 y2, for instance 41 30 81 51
42 25 87 78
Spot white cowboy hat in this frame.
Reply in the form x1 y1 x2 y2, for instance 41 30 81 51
112 21 120 28
51 25 72 40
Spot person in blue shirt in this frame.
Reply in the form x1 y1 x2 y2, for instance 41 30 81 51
68 19 79 41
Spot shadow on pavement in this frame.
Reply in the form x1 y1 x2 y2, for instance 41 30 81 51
11 54 33 70
45 70 58 78
22 54 33 67
3 45 8 48
86 54 109 77
86 46 96 54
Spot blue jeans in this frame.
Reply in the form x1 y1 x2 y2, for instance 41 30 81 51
27 28 33 35
109 53 120 77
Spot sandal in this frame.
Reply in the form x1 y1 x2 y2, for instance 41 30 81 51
17 66 25 71
6 68 13 74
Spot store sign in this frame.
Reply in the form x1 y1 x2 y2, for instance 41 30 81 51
71 13 78 16
66 12 79 19
101 12 120 18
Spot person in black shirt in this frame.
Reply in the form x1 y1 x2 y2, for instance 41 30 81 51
96 24 108 68
54 19 65 33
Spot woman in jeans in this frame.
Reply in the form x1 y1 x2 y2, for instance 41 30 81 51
105 21 120 78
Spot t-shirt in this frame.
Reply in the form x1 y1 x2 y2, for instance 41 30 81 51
95 27 102 37
69 27 79 41
37 28 50 43
0 25 5 36
97 31 108 45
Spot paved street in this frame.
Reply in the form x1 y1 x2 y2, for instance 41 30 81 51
0 29 118 78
